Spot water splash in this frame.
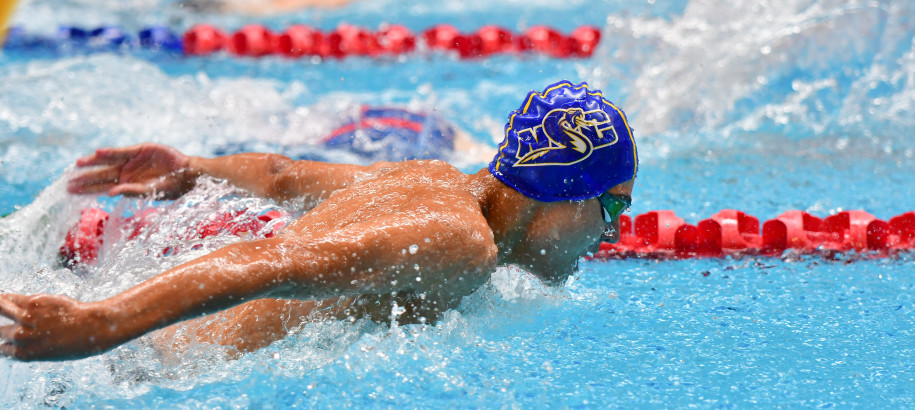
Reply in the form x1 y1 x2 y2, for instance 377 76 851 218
1 0 914 406
591 1 915 144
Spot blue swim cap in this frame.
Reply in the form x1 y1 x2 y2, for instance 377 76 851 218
489 80 638 202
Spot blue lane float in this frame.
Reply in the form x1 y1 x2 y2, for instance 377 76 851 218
138 26 183 51
3 25 183 53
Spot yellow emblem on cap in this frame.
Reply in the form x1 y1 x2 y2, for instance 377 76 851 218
513 108 619 167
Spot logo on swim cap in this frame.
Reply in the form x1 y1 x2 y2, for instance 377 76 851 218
489 80 638 202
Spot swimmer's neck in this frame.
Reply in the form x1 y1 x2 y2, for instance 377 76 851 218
468 169 541 266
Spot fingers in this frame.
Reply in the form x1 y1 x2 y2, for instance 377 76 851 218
0 333 35 360
108 182 153 198
0 342 17 357
74 144 150 167
0 324 23 346
67 166 122 194
0 339 26 360
0 295 26 323
0 295 28 350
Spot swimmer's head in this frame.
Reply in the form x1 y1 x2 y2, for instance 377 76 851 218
489 80 638 202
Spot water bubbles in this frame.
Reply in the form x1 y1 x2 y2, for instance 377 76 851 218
542 361 553 373
836 138 849 150
390 303 406 317
540 249 547 255
408 244 419 254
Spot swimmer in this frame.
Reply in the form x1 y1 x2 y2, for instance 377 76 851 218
216 105 495 164
0 80 637 361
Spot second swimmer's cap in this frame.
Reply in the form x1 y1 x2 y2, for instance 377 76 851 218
489 80 638 202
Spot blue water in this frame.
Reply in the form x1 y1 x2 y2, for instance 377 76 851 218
2 0 915 407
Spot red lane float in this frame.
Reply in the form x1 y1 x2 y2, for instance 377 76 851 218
183 24 228 55
183 23 601 59
594 209 915 259
377 24 416 54
525 25 571 58
569 25 601 57
423 24 460 51
276 25 323 57
59 208 286 267
229 24 277 57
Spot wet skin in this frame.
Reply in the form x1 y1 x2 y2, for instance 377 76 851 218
0 143 634 360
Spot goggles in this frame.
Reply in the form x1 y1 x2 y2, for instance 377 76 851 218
598 192 631 224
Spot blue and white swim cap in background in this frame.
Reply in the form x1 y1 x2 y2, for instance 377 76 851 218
489 80 638 202
214 106 456 163
323 106 455 161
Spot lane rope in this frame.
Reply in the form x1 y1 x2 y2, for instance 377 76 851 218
593 209 915 259
2 24 601 59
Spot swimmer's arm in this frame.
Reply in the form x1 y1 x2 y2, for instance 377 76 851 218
0 212 496 361
188 154 369 203
0 237 319 361
69 143 368 203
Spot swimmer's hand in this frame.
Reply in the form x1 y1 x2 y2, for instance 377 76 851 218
0 293 119 361
67 143 195 199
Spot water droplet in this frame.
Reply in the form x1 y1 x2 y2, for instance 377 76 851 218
409 244 419 254
414 263 421 271
415 276 422 282
391 303 406 316
540 249 547 255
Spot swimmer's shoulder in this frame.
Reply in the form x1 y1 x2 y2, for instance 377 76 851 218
367 159 461 175
358 160 474 191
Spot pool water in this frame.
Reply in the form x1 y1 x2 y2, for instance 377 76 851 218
2 0 914 407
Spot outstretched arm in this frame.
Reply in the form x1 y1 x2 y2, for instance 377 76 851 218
0 236 325 361
68 143 369 203
188 153 370 203
0 208 496 361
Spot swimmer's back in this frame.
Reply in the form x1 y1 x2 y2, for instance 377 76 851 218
283 159 487 238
